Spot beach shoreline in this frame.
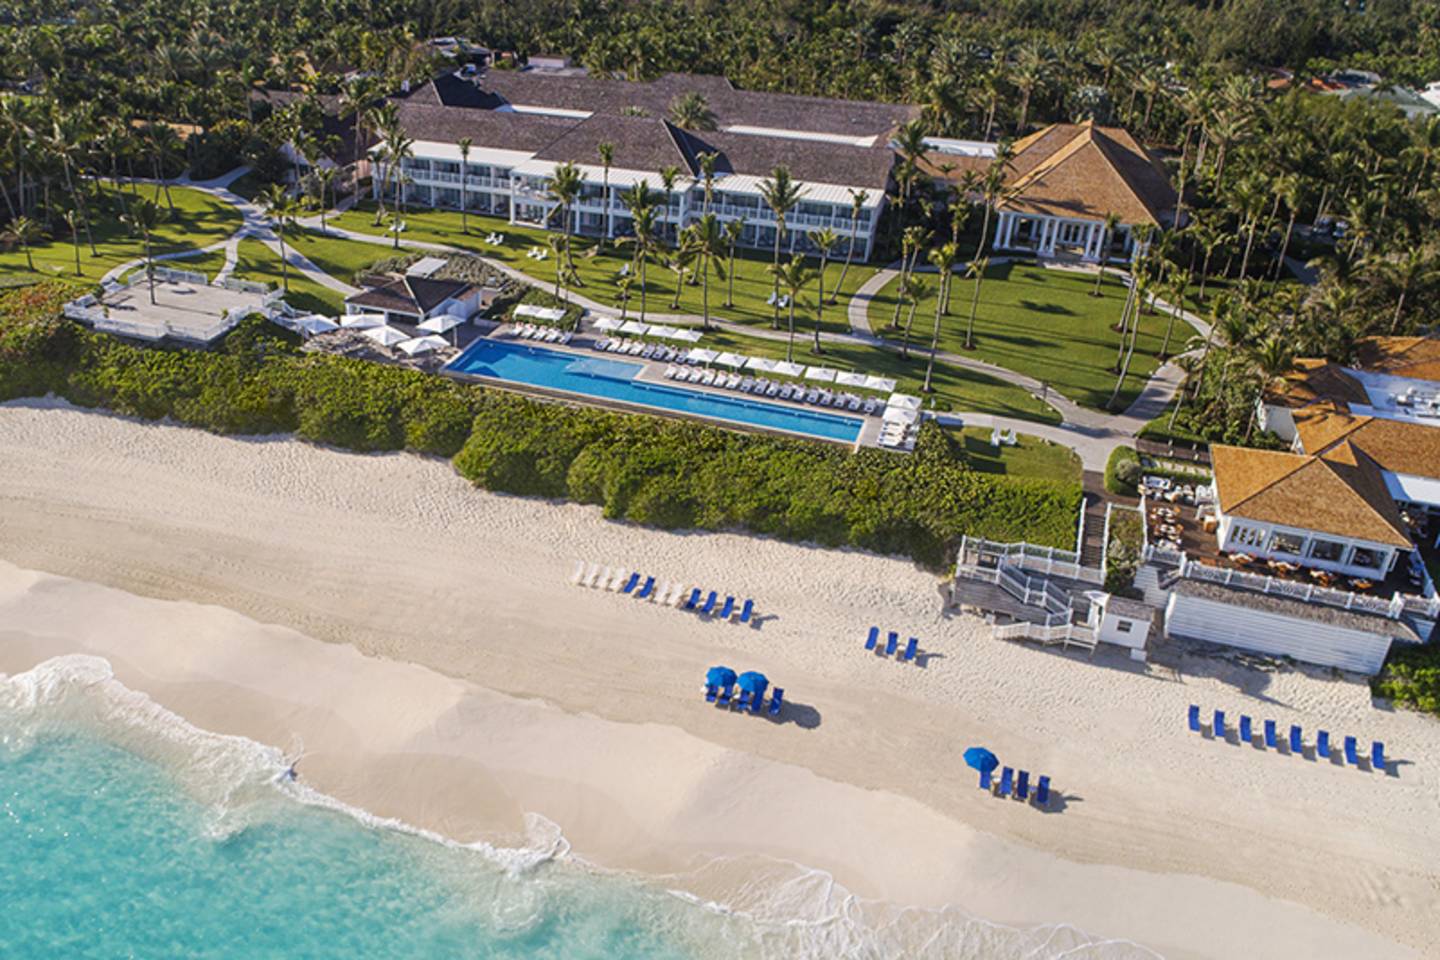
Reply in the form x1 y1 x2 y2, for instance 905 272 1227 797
1 399 1436 959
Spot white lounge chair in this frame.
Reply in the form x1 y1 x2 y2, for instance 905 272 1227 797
701 370 716 385
778 384 792 399
862 398 878 415
725 374 742 389
571 560 587 585
739 377 755 392
765 382 780 397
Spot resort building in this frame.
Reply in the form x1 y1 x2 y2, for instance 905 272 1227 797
923 121 1178 262
372 70 917 261
344 257 492 326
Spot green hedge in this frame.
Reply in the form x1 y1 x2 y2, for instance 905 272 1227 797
1 283 1081 569
1373 645 1440 716
1104 444 1141 496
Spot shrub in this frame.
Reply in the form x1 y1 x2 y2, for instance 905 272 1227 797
1105 444 1141 495
1373 644 1440 716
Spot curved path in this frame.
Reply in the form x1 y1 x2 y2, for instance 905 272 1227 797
106 171 1209 469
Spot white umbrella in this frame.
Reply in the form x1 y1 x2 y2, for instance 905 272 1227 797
593 317 623 332
835 371 869 388
863 375 898 393
888 393 922 412
716 352 747 369
882 405 920 425
364 325 409 347
773 361 806 378
341 313 386 329
686 347 718 364
619 320 650 336
648 324 679 339
297 315 339 336
673 329 702 343
745 357 778 373
397 335 449 356
805 366 837 382
418 314 463 334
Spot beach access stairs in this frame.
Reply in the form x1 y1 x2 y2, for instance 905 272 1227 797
950 536 1101 652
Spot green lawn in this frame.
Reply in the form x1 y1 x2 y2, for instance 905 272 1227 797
941 426 1081 482
867 261 1177 411
691 327 1060 425
284 226 397 286
0 186 243 286
229 238 348 315
327 204 880 334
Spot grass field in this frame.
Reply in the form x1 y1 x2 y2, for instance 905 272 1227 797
867 261 1177 411
226 238 346 315
941 425 1081 482
0 186 242 286
327 204 880 334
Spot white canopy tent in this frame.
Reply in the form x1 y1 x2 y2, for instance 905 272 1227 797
340 313 386 329
882 405 920 425
686 347 719 364
296 315 339 336
673 329 703 343
397 335 450 356
619 320 651 336
647 324 681 339
805 366 838 382
863 375 898 393
887 393 922 412
592 317 623 332
773 361 806 378
419 314 463 334
745 357 779 373
835 371 869 388
514 304 567 323
715 352 748 369
363 325 409 347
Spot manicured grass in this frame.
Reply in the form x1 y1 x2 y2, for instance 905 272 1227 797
941 426 1081 482
284 226 396 285
230 238 347 315
328 204 880 334
121 247 231 285
867 261 1177 411
690 327 1061 425
0 186 243 286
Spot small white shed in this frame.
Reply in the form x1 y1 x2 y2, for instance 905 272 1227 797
1085 592 1155 661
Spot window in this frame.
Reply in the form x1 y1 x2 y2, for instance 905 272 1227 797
1350 546 1384 570
1308 539 1345 563
1270 532 1305 555
1115 620 1133 633
1230 524 1266 549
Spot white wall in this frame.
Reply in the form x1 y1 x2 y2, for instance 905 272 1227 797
1163 591 1394 674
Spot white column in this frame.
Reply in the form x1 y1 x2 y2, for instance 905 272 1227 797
992 213 1008 250
508 177 518 225
1043 218 1058 254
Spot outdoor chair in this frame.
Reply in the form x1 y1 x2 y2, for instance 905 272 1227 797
1344 736 1359 765
1264 720 1278 748
749 692 764 715
1213 710 1226 738
865 626 879 651
1187 704 1200 732
734 690 751 710
996 767 1014 798
1289 725 1303 753
1015 771 1030 801
738 599 754 623
1035 776 1051 807
903 638 918 662
700 591 719 615
885 631 899 656
768 688 784 717
704 684 718 702
979 769 992 791
684 588 702 610
718 596 735 619
717 684 733 705
1371 741 1385 771
1239 716 1252 743
1317 731 1331 758
621 572 640 594
636 576 655 600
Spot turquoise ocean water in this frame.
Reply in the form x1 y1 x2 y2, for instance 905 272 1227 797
0 656 1158 960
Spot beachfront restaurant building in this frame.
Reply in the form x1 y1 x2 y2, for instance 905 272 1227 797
371 70 911 262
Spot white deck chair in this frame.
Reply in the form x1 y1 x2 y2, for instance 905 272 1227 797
571 560 587 585
585 563 602 588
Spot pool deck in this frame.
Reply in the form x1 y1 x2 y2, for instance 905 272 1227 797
448 326 889 450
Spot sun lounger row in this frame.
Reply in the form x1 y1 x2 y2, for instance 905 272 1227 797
593 339 686 360
513 323 572 344
879 422 918 450
663 367 881 413
864 626 919 662
571 562 754 622
705 682 784 717
1187 705 1387 771
981 766 1051 808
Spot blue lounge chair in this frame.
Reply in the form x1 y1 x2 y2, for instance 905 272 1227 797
734 689 751 711
885 631 899 656
738 599 754 623
704 684 718 702
1213 709 1226 738
979 769 992 791
903 638 918 662
1035 775 1051 807
997 767 1014 798
1264 719 1278 748
1289 725 1303 753
717 684 733 705
636 576 655 599
1015 770 1030 801
1371 741 1385 771
768 688 784 717
718 596 735 619
749 692 764 715
684 588 702 610
865 626 879 650
1187 704 1201 732
1317 730 1331 758
1344 736 1359 765
1239 715 1252 743
621 572 640 593
700 591 718 615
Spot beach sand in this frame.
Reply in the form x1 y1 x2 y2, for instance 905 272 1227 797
0 398 1436 959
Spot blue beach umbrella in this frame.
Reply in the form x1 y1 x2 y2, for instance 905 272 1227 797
706 666 737 688
963 747 999 774
736 671 769 696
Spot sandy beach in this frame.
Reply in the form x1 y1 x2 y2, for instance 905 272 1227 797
0 397 1436 959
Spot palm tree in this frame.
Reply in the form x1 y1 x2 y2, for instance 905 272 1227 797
758 166 805 329
697 151 719 215
923 242 960 392
889 225 930 330
457 137 472 234
682 214 727 330
340 76 382 168
899 274 930 359
122 198 163 305
769 256 814 363
962 256 989 349
1011 43 1049 133
1107 270 1150 410
620 181 658 321
546 161 584 281
260 184 300 293
1091 212 1120 296
1245 336 1293 441
658 164 682 247
2 214 41 272
1269 173 1304 286
668 92 716 131
597 141 614 249
722 217 745 308
831 189 869 303
808 227 839 348
1372 249 1438 334
63 208 82 275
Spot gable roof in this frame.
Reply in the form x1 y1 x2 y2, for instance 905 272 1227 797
394 101 576 151
532 115 693 174
343 275 474 316
1210 444 1412 547
1296 413 1440 481
998 122 1177 225
1264 358 1370 410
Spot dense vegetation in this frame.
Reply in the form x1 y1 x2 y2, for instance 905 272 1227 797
0 285 1080 567
1373 644 1440 715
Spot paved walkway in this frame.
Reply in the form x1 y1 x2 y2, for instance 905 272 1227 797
109 170 1214 470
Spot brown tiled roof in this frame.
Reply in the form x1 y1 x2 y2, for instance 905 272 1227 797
999 122 1176 225
1210 444 1412 547
1299 415 1440 481
1265 359 1370 410
533 116 692 173
394 101 576 150
343 276 474 316
1352 336 1440 383
678 129 897 188
345 282 420 316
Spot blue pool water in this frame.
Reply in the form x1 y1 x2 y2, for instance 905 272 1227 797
447 339 863 443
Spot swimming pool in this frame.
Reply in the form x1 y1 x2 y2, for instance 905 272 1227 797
446 339 864 443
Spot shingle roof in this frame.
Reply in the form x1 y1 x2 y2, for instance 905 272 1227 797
345 281 420 316
1210 444 1412 547
394 101 577 151
999 122 1177 225
1265 358 1370 410
1352 335 1440 383
1297 414 1440 481
343 276 474 316
533 116 692 173
678 129 897 189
